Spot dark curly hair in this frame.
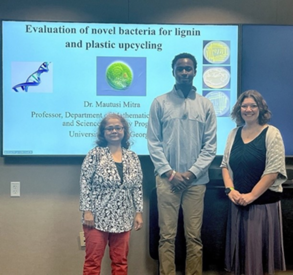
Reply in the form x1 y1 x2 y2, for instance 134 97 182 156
96 113 131 149
171 53 197 70
231 90 271 126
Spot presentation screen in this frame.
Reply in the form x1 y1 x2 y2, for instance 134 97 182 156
241 25 293 156
2 21 238 156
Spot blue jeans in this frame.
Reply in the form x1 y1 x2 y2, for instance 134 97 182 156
156 176 206 275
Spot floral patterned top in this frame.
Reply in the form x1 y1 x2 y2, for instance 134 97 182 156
79 146 143 233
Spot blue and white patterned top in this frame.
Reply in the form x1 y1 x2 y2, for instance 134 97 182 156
79 146 143 233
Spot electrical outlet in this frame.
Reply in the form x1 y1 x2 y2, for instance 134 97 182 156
79 231 85 247
11 181 20 197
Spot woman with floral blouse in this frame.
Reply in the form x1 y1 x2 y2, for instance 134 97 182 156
79 113 143 275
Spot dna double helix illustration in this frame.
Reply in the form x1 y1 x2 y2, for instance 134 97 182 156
12 62 50 92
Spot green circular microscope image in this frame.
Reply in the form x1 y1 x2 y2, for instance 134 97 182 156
106 62 133 90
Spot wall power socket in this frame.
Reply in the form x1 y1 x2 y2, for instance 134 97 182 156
11 181 20 197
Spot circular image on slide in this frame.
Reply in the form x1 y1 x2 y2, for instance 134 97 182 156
203 67 230 89
106 61 133 90
205 91 230 116
204 41 230 64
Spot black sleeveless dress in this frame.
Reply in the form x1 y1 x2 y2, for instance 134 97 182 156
229 127 281 204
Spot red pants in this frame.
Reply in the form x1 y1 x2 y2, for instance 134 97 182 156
83 226 130 275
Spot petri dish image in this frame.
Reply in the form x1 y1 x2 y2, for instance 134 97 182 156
203 67 230 89
106 61 133 90
205 91 230 116
203 41 230 64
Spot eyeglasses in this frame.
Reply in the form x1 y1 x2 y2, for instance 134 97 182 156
105 126 124 132
240 104 258 110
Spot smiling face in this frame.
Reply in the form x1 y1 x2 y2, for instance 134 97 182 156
104 118 125 145
240 97 260 125
173 58 196 87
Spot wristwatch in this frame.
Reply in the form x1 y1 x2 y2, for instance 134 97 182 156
225 187 234 195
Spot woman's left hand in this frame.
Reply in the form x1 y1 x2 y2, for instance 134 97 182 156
238 193 255 206
134 213 143 231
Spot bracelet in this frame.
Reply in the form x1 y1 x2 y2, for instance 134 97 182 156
168 170 176 181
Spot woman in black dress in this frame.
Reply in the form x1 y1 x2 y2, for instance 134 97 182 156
221 90 287 275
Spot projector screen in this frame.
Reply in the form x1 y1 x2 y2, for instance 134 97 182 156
2 21 238 156
241 25 293 156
